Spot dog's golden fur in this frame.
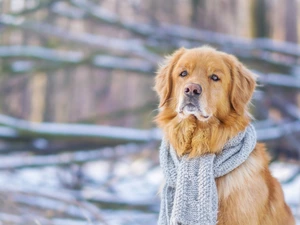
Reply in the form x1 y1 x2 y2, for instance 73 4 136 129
154 46 295 225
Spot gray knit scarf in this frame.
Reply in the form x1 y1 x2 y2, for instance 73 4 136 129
158 124 256 225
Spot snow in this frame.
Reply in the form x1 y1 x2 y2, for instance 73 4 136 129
0 155 298 224
11 60 34 72
270 162 300 224
51 2 86 19
93 55 154 73
0 167 60 188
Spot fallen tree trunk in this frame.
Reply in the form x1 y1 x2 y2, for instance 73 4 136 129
0 185 158 213
0 114 161 144
0 143 150 170
256 121 300 141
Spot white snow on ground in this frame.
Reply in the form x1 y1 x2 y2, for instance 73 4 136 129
0 167 60 188
270 162 300 224
84 159 300 224
0 159 298 224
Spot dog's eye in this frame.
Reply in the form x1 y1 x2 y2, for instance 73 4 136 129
210 74 220 81
179 70 188 77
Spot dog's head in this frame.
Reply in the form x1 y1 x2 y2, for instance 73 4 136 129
154 46 257 125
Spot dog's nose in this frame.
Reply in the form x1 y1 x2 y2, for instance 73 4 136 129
184 83 202 97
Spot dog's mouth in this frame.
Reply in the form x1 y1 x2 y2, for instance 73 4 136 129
179 102 210 120
182 103 199 112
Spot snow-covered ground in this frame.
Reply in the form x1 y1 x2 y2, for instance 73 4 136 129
0 155 298 225
270 162 300 224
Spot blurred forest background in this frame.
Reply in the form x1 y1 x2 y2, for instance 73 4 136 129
0 0 300 224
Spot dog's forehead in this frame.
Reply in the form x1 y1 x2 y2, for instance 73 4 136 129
177 49 227 71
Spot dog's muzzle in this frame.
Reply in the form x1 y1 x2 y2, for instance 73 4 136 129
180 83 202 112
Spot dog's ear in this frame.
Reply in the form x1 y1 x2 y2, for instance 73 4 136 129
154 48 185 108
225 54 257 115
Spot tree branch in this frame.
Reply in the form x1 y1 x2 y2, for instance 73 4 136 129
257 72 300 89
0 46 156 75
0 143 152 169
256 121 300 141
0 45 84 63
0 14 161 63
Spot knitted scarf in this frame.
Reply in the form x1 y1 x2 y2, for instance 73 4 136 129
158 124 257 225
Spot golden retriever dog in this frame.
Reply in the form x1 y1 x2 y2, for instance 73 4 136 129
154 46 295 225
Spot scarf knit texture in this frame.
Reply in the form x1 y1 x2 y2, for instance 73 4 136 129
158 124 257 225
